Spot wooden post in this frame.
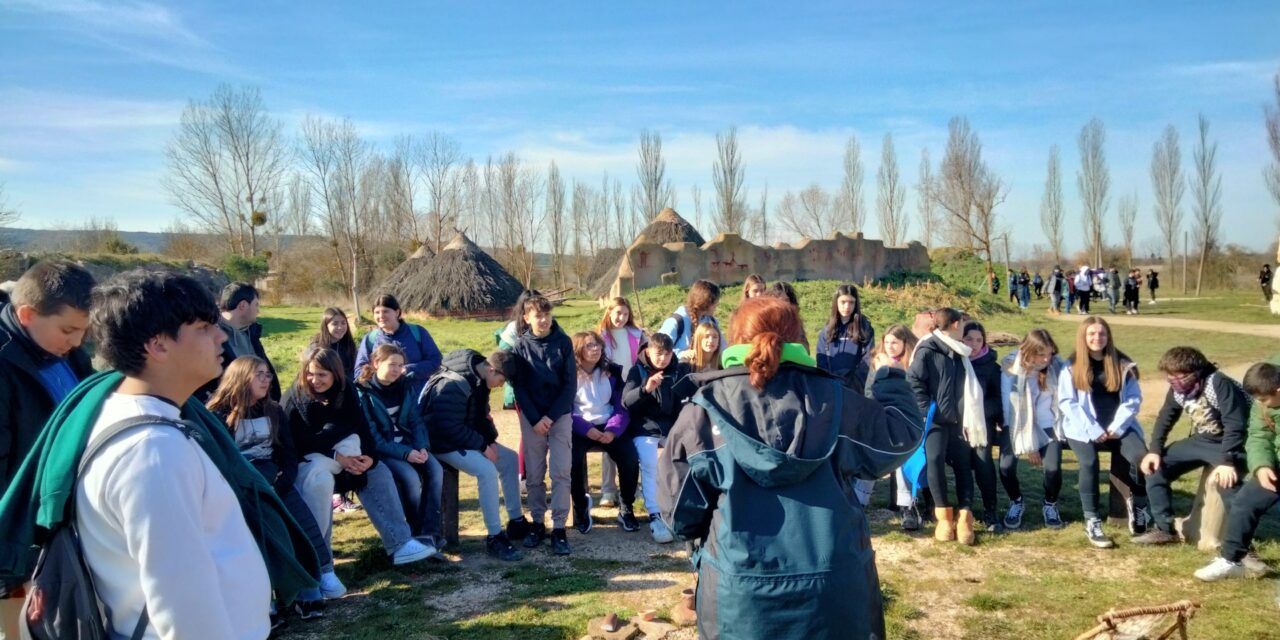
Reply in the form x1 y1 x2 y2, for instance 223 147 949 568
441 464 460 547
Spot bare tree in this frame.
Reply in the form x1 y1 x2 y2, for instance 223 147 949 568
416 132 461 253
755 186 769 246
1192 114 1223 296
456 160 480 244
928 117 1006 270
636 130 674 222
1118 192 1138 268
778 184 839 239
492 153 544 287
570 181 590 287
1151 124 1185 281
384 137 419 247
876 133 908 246
546 161 567 288
164 85 288 257
1266 72 1280 210
299 115 372 318
712 127 748 235
1039 145 1065 265
915 149 937 250
838 135 866 234
1076 118 1110 267
690 184 704 239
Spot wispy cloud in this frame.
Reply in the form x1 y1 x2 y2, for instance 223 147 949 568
0 89 182 131
1164 59 1280 82
4 0 248 77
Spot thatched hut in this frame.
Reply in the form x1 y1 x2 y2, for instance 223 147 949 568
378 244 434 293
380 233 522 318
637 207 705 246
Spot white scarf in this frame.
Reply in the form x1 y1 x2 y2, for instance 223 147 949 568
1003 352 1061 455
930 329 988 448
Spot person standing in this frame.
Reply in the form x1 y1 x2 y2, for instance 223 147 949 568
962 322 1005 531
199 282 280 401
1007 269 1019 304
1106 268 1122 314
1032 272 1044 300
1074 267 1093 315
596 297 643 508
0 261 95 636
999 329 1068 530
1147 269 1160 304
660 296 923 640
1017 270 1031 309
1260 264 1273 303
815 284 875 391
1047 268 1063 314
355 294 443 381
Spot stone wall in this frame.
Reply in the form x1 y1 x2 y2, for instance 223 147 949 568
607 231 929 297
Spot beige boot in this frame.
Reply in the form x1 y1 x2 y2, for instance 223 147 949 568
933 507 956 542
956 509 977 545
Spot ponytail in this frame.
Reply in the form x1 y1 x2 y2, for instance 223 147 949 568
745 331 783 390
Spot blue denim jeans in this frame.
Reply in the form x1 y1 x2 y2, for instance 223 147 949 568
381 456 444 539
436 445 523 535
250 458 334 574
297 456 416 555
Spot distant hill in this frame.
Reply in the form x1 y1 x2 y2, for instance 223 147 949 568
0 227 310 254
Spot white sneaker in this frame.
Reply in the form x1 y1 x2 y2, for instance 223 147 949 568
319 571 347 599
649 516 675 544
1195 557 1245 581
392 539 435 566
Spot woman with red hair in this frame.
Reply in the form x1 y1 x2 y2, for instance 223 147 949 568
659 296 923 640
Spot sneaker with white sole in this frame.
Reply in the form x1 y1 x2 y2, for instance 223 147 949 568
1003 499 1025 530
391 539 434 565
1195 556 1245 581
318 571 346 599
1085 518 1115 549
649 515 674 544
1126 497 1149 535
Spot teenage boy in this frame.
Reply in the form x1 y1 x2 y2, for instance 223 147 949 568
1196 361 1280 586
0 261 94 637
0 271 317 639
199 282 280 401
421 349 528 561
1135 347 1250 545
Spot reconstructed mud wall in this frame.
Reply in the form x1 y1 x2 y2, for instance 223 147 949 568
607 232 929 297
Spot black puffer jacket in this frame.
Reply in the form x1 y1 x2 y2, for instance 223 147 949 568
906 336 968 428
283 383 375 491
622 348 695 439
421 349 499 454
0 304 94 494
970 347 1003 430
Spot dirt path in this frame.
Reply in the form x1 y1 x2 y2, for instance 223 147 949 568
1049 311 1280 339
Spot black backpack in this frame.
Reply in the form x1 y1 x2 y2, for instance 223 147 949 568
21 415 197 640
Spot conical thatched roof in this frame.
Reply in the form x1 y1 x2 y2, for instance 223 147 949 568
379 244 434 293
381 233 522 317
636 208 705 246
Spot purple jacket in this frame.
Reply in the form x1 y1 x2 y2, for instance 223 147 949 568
572 362 630 437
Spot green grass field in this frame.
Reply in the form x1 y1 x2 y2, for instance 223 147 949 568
264 283 1280 640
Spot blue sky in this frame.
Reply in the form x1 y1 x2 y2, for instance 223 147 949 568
1 1 1278 255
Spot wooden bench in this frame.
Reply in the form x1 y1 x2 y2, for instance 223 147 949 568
440 464 461 547
1107 463 1228 551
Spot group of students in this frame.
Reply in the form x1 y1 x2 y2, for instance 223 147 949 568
0 259 1278 638
1036 265 1160 316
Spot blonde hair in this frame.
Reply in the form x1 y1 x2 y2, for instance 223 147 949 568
871 324 917 369
597 297 640 336
1017 328 1059 391
1070 317 1136 392
690 322 723 372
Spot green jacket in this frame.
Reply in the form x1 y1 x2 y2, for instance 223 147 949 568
0 371 318 602
1245 402 1280 475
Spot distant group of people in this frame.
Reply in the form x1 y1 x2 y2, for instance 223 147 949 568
0 260 1278 639
992 265 1161 316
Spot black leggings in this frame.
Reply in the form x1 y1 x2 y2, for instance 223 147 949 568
571 431 639 512
926 424 973 509
998 428 1063 504
1067 431 1147 520
970 425 998 513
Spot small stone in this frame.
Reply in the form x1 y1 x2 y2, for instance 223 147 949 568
603 613 620 632
637 619 678 638
640 609 658 622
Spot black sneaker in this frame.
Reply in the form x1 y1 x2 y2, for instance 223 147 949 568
617 507 640 532
507 516 531 542
550 528 571 555
1127 497 1149 535
293 599 325 620
901 503 921 531
982 509 1004 533
1042 502 1065 529
1132 528 1178 545
269 613 288 634
486 532 524 561
523 522 547 548
1085 518 1115 549
574 495 593 534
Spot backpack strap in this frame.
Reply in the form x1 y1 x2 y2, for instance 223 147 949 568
668 312 685 347
78 414 200 476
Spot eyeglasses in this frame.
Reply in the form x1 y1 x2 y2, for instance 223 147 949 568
254 371 274 381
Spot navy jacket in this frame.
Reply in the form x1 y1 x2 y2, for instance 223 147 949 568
421 349 500 455
511 321 576 426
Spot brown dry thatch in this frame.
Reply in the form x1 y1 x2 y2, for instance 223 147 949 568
379 233 521 318
379 244 434 293
637 208 705 246
586 247 625 297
